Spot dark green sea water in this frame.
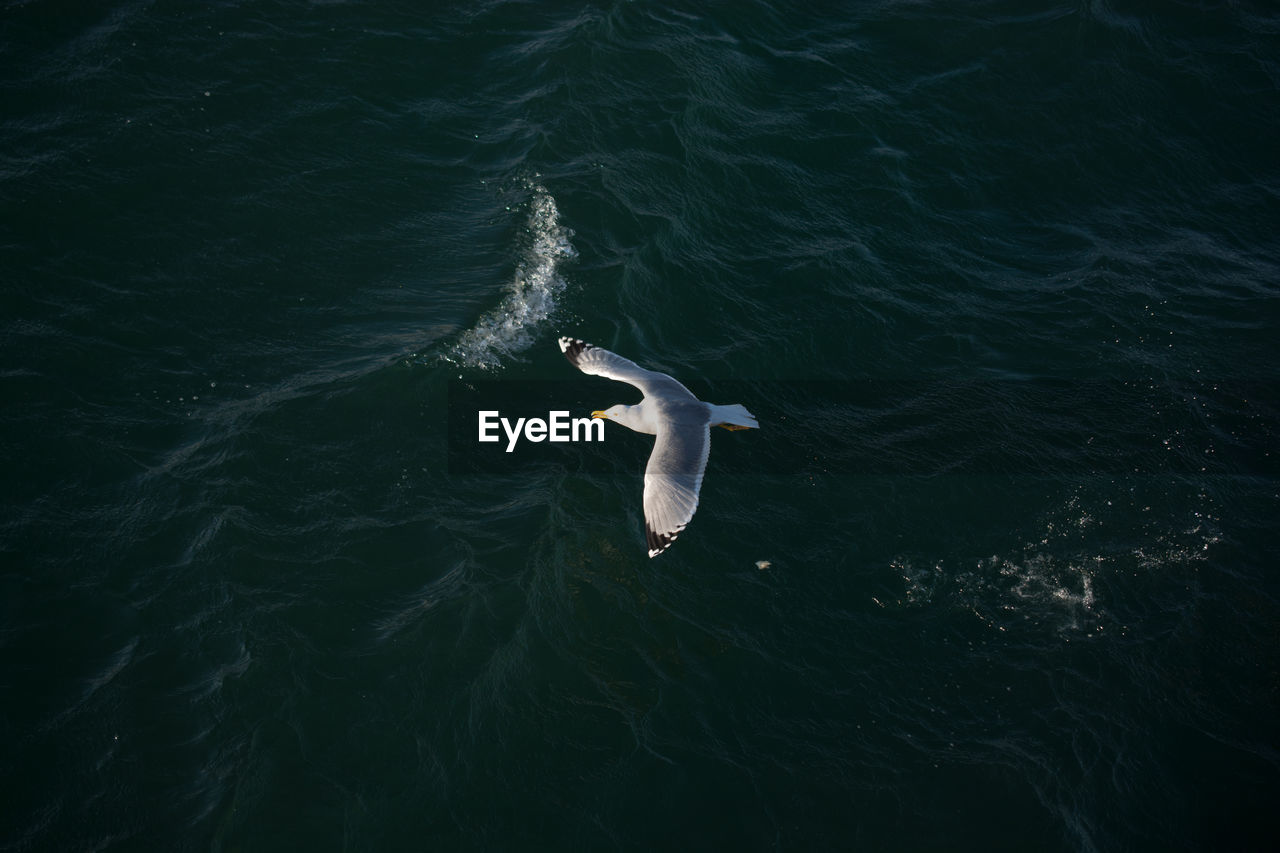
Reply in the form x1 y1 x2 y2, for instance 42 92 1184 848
3 2 1279 850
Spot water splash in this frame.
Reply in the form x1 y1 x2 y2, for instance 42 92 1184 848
448 180 577 370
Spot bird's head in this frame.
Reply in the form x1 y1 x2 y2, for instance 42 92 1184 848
590 404 628 421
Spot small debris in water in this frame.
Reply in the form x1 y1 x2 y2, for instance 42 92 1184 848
755 560 771 570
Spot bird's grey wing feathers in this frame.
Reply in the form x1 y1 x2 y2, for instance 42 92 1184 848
642 413 711 558
558 337 696 401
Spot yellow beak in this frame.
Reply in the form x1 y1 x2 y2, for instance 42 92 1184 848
591 410 608 419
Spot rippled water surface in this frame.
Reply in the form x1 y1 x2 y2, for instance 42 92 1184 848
3 2 1278 850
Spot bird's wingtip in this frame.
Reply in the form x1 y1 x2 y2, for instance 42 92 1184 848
645 523 685 558
558 336 591 365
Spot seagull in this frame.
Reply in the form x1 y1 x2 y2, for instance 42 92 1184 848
558 336 758 557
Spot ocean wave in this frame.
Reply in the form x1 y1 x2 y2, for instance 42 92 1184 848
446 180 577 370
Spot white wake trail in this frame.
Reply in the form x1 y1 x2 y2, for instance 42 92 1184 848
448 181 577 370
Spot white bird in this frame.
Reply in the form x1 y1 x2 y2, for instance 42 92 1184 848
558 336 758 557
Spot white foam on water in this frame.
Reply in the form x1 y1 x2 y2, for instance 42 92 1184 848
946 485 1220 638
447 180 578 370
982 552 1100 631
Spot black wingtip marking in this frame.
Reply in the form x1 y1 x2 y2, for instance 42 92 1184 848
646 523 686 558
558 336 592 367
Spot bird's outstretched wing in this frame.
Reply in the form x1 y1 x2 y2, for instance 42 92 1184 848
558 337 696 401
642 417 711 557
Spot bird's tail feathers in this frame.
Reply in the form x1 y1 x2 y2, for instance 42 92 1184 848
709 403 758 430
